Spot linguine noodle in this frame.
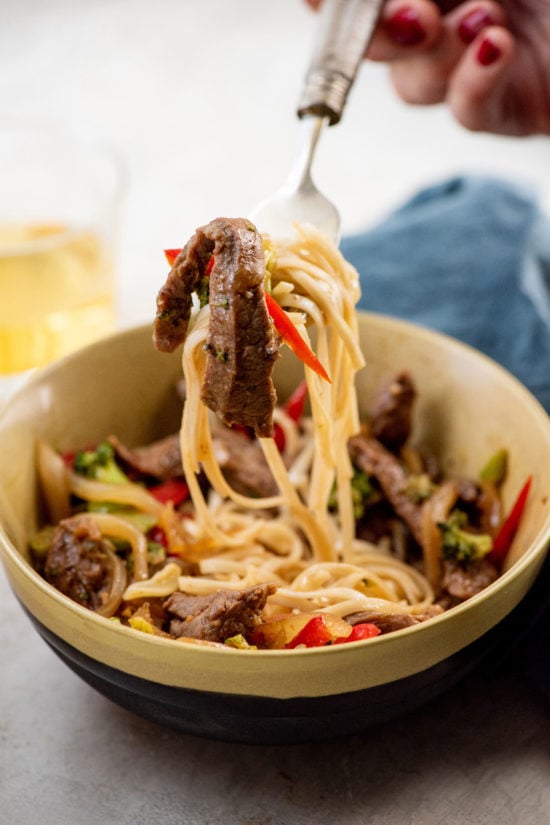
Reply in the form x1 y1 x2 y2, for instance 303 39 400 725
125 224 436 615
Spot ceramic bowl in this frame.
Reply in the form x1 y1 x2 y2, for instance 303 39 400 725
1 313 550 744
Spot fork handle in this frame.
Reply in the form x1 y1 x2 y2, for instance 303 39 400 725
297 0 385 125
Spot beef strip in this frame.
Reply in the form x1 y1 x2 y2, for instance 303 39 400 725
349 432 424 545
44 515 114 610
153 217 279 438
441 557 499 602
347 611 418 633
345 604 443 634
212 424 279 498
108 433 183 481
109 425 279 498
369 371 416 451
164 583 275 642
153 228 211 352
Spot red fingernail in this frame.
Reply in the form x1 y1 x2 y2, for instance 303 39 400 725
384 7 427 46
458 9 495 44
477 36 501 66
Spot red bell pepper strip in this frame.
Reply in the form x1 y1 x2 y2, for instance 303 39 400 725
147 525 168 548
231 422 254 439
285 615 333 648
488 475 532 565
62 450 77 468
273 380 309 453
333 623 381 643
164 248 180 267
205 254 215 277
285 616 381 648
148 478 190 507
273 423 286 452
264 294 330 383
284 379 308 422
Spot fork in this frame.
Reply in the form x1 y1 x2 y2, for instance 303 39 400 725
251 0 385 245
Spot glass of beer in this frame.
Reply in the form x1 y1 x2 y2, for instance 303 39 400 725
0 117 125 401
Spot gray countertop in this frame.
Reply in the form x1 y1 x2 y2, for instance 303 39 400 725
2 568 549 825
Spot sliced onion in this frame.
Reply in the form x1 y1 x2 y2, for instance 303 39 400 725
83 511 149 581
421 481 458 590
68 472 163 517
95 544 128 618
36 440 71 523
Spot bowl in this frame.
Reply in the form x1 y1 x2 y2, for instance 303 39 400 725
1 312 550 744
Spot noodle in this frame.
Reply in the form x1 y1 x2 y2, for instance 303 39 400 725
165 223 432 619
81 512 150 582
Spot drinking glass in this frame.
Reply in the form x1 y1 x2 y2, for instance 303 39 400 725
0 117 125 402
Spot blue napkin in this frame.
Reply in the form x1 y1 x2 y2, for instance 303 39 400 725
342 175 550 698
342 175 550 412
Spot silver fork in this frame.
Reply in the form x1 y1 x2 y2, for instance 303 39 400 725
251 0 385 245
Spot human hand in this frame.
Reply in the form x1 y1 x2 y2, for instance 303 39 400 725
305 0 550 136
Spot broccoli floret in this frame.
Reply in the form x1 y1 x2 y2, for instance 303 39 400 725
404 473 436 503
438 509 493 563
351 470 378 518
73 442 129 485
329 469 379 519
224 634 257 650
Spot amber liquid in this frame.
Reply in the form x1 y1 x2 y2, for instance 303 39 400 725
0 223 115 374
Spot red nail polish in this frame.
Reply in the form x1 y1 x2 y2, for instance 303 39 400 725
477 37 501 66
384 7 426 46
458 9 495 44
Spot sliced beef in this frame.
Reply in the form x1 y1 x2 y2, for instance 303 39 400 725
212 425 279 498
441 557 499 602
108 433 183 481
153 217 279 438
164 583 275 642
369 371 416 450
345 604 443 634
44 515 114 609
153 228 211 352
347 611 419 633
349 432 424 545
109 425 279 499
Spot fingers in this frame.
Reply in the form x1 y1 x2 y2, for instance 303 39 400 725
368 0 443 59
304 0 444 56
304 0 516 131
386 0 508 104
447 26 516 132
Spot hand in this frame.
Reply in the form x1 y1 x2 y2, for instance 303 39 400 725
305 0 550 136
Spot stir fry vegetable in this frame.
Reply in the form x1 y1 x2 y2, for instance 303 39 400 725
488 476 532 565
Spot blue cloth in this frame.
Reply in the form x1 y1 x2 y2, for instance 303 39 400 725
343 175 550 698
341 176 550 412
